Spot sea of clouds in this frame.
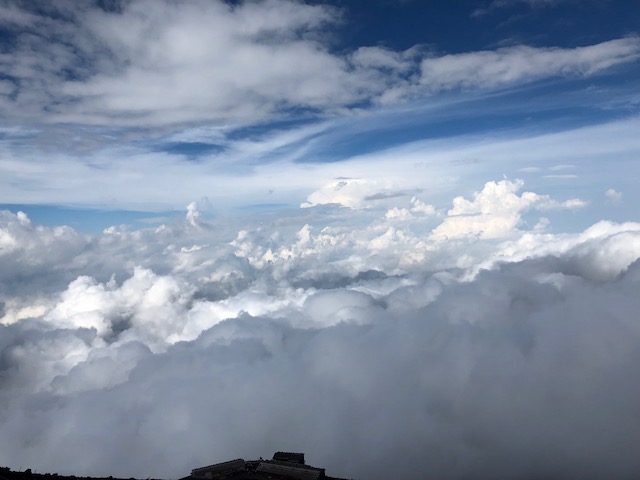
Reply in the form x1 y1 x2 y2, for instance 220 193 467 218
1 179 640 480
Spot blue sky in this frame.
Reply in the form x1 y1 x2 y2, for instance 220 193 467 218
0 0 639 231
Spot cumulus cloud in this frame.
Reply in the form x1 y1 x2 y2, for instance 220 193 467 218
430 179 585 240
385 207 411 220
1 178 640 479
385 197 437 221
301 178 401 209
410 196 438 216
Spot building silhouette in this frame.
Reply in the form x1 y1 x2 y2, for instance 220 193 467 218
187 452 350 480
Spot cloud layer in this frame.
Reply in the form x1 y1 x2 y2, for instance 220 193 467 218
1 179 640 479
0 1 638 126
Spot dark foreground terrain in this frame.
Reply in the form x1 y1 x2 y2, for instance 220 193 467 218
1 452 351 480
0 467 161 480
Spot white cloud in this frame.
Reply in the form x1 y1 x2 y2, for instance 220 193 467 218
430 179 584 240
410 196 437 216
534 216 550 231
2 179 640 478
185 201 201 227
301 178 400 209
420 38 640 91
46 275 119 337
385 207 412 220
537 197 587 210
474 219 640 281
0 0 400 126
430 179 535 239
0 2 637 126
544 174 578 179
549 164 576 171
606 188 623 203
381 197 438 224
